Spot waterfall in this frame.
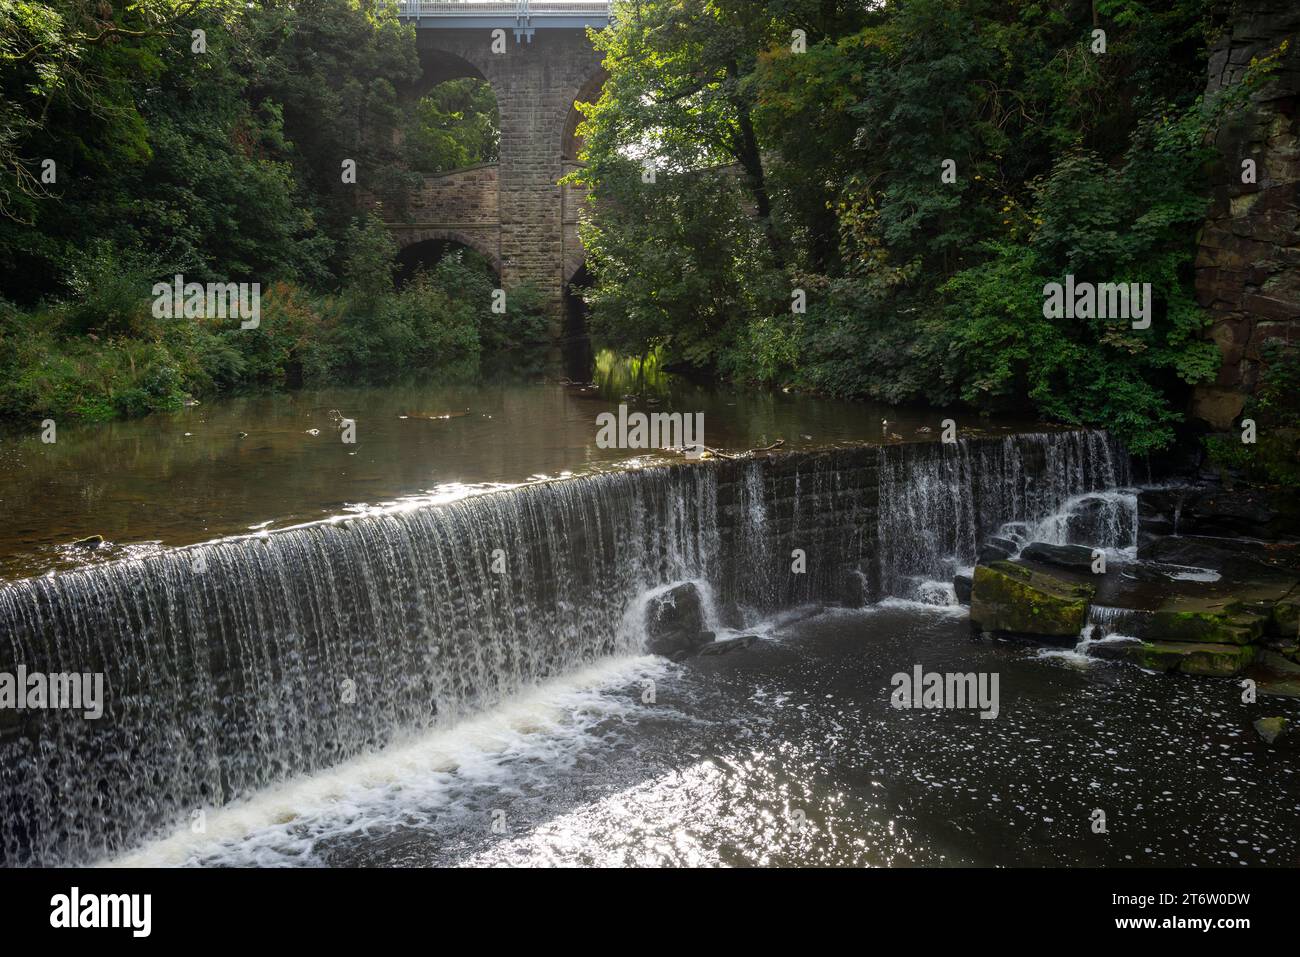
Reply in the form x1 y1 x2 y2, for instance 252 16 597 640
874 431 1130 598
0 429 1128 865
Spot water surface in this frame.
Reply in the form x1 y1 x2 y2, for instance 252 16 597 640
0 377 1044 579
113 600 1300 868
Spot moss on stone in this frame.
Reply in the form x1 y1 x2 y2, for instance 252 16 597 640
969 562 1094 637
1127 640 1256 677
1253 716 1289 745
1271 600 1299 637
1149 606 1263 645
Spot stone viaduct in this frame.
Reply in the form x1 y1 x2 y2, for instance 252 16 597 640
391 1 610 332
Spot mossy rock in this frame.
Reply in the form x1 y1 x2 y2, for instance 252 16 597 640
1271 600 1299 637
970 561 1094 638
1149 605 1264 645
1257 675 1300 698
1127 640 1256 677
1253 716 1289 745
1258 649 1300 675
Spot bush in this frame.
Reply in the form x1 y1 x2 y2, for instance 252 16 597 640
62 243 164 339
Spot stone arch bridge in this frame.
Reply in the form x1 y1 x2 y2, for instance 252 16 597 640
391 1 610 333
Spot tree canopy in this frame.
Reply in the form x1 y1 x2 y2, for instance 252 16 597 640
570 0 1245 453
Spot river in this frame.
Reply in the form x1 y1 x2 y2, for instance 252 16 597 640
0 375 1296 868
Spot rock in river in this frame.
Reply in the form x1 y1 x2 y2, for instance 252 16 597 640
969 561 1095 638
1254 716 1290 745
645 582 712 657
1019 542 1098 573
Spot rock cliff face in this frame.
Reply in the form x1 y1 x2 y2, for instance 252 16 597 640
1192 1 1300 429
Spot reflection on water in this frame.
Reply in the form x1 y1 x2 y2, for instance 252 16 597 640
0 372 1047 579
592 347 673 401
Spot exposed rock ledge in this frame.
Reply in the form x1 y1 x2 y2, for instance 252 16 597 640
967 484 1300 692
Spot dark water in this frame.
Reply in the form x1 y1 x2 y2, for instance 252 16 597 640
113 601 1300 868
0 376 1039 580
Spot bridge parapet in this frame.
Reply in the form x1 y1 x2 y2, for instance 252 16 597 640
397 0 610 40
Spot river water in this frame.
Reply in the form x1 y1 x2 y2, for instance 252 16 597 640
1 376 1297 868
0 375 1019 580
112 597 1300 868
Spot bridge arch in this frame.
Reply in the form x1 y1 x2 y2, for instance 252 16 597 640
561 69 607 163
392 227 503 277
414 47 487 88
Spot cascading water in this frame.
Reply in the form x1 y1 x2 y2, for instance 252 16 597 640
0 466 720 867
874 430 1131 599
1016 490 1139 554
0 429 1129 866
1084 604 1152 638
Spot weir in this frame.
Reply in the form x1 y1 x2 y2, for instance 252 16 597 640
0 430 1128 866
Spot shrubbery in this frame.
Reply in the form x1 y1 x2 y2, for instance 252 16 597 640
0 223 548 422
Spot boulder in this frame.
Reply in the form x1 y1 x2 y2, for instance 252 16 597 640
645 583 711 657
841 569 869 608
953 570 973 605
976 536 1018 565
1253 716 1289 745
1258 649 1300 675
1270 599 1299 638
1136 487 1185 545
1086 637 1144 662
969 561 1095 638
696 635 759 656
1148 604 1264 645
1138 486 1300 541
1122 640 1256 677
1062 495 1133 546
1257 676 1300 699
1020 542 1099 573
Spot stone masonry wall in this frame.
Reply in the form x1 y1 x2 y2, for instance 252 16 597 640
1192 1 1300 429
408 29 605 334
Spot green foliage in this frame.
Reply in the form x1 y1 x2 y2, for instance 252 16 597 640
404 79 500 175
941 117 1222 454
0 246 548 422
576 162 780 366
0 0 558 426
0 0 415 302
342 215 400 318
577 0 1238 454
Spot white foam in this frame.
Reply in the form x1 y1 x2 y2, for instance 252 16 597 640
104 654 666 868
1037 624 1137 666
872 596 968 618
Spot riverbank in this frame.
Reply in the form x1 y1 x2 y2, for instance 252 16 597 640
0 226 548 426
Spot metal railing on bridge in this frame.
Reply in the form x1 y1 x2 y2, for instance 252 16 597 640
396 1 612 22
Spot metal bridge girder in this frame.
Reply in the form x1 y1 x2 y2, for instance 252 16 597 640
396 1 611 36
